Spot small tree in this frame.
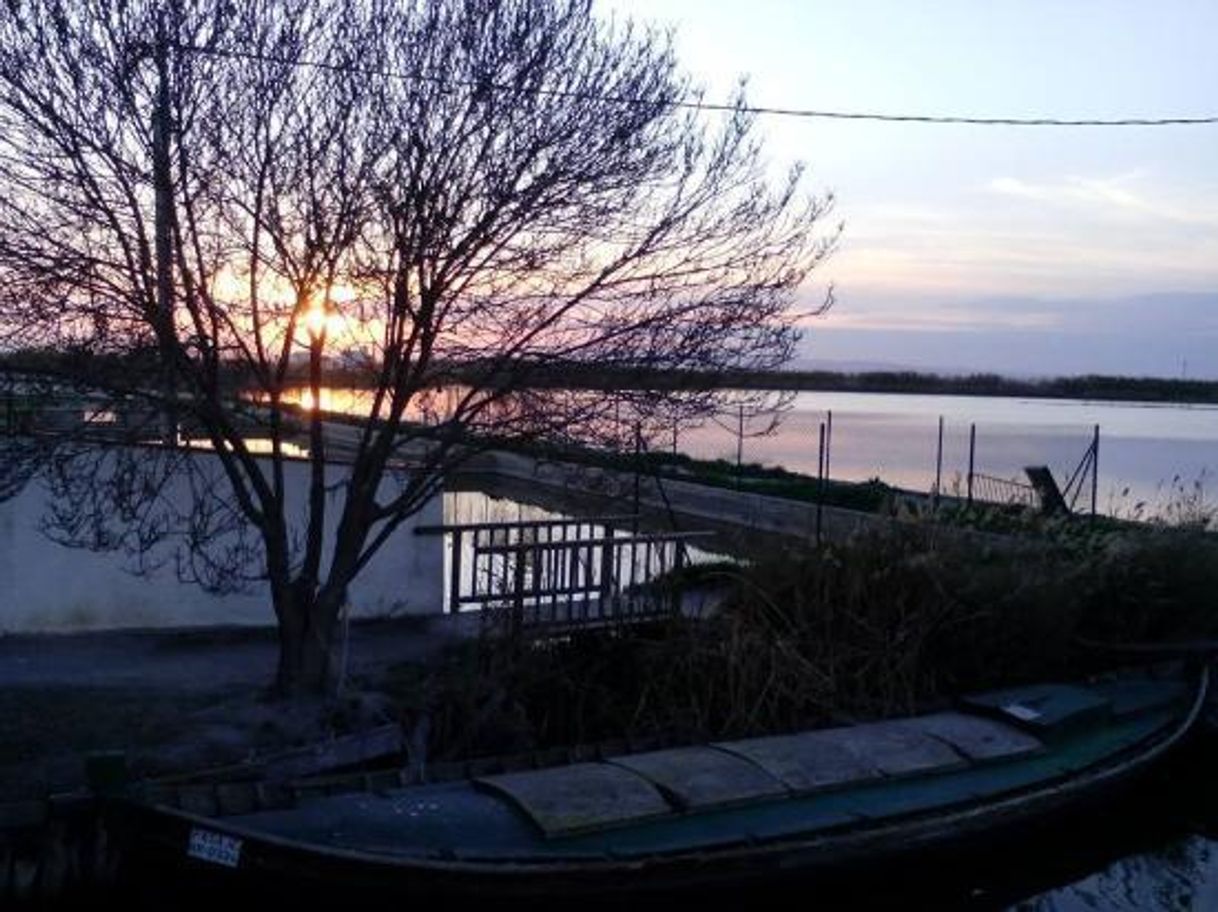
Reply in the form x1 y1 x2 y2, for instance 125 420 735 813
0 0 836 695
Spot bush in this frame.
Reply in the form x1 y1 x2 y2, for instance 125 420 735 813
384 524 1218 762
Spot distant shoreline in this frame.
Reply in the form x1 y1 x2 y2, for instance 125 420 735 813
5 353 1217 406
454 364 1218 406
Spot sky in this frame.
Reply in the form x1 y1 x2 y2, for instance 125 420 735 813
602 0 1218 378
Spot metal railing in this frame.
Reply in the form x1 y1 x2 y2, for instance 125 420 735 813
416 515 714 631
970 472 1038 509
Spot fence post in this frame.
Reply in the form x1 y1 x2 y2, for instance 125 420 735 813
672 420 678 456
599 537 615 609
735 402 745 488
816 421 825 546
967 423 976 506
448 529 463 614
672 542 687 615
825 409 833 481
1091 424 1100 518
933 415 944 509
633 421 642 532
511 544 526 639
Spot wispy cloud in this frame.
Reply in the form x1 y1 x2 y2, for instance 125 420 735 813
988 174 1218 225
811 296 1061 334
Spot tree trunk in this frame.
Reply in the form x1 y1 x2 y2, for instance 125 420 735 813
273 581 345 697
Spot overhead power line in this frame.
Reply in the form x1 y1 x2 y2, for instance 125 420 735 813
178 43 1218 128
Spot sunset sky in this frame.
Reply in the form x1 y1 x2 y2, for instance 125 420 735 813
605 0 1218 377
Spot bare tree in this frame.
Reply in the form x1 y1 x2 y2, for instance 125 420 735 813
0 0 836 695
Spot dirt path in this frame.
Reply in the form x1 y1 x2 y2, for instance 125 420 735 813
0 617 458 692
0 618 461 800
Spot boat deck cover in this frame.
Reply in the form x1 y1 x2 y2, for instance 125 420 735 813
828 721 970 777
715 731 884 794
962 684 1111 737
217 677 1187 861
899 713 1044 762
1092 678 1187 718
474 762 671 837
607 746 788 810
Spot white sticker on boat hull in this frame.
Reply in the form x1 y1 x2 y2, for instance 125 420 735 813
187 828 243 868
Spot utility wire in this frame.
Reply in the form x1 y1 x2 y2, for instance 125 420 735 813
178 42 1218 127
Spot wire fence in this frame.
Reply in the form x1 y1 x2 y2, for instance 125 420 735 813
641 404 1102 518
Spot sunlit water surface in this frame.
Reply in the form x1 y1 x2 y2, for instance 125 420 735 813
286 386 1217 520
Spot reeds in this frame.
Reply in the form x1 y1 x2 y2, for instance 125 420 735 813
386 522 1218 762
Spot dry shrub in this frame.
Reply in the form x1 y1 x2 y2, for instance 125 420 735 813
392 525 1218 761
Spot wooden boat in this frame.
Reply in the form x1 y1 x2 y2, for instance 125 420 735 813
107 664 1208 901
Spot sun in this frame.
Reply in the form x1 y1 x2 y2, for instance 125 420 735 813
303 300 347 340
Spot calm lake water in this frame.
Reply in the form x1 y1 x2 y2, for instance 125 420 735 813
1000 741 1218 911
680 391 1218 520
286 386 1218 520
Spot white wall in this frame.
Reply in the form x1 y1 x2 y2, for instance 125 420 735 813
0 449 444 633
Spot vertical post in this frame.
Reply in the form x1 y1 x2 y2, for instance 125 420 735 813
967 423 976 505
152 19 177 447
672 542 686 616
735 403 745 488
933 415 944 509
448 529 463 614
1090 423 1100 518
816 421 825 546
825 409 833 481
599 538 615 612
633 421 642 534
511 543 526 639
672 419 678 456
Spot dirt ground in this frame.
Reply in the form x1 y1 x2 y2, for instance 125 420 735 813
0 618 460 800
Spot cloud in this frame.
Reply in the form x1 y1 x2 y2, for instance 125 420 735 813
988 174 1218 225
818 310 1058 333
801 292 1218 379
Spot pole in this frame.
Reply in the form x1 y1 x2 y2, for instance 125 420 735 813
933 415 944 509
449 530 463 614
816 422 825 546
152 20 177 447
967 423 976 505
1090 424 1100 518
825 409 833 480
735 403 744 488
633 421 642 534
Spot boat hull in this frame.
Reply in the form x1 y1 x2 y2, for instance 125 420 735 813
105 666 1208 904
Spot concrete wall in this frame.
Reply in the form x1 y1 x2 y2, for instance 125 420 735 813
0 449 443 633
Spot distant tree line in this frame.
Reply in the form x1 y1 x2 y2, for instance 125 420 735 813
434 361 1218 405
5 349 1216 406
